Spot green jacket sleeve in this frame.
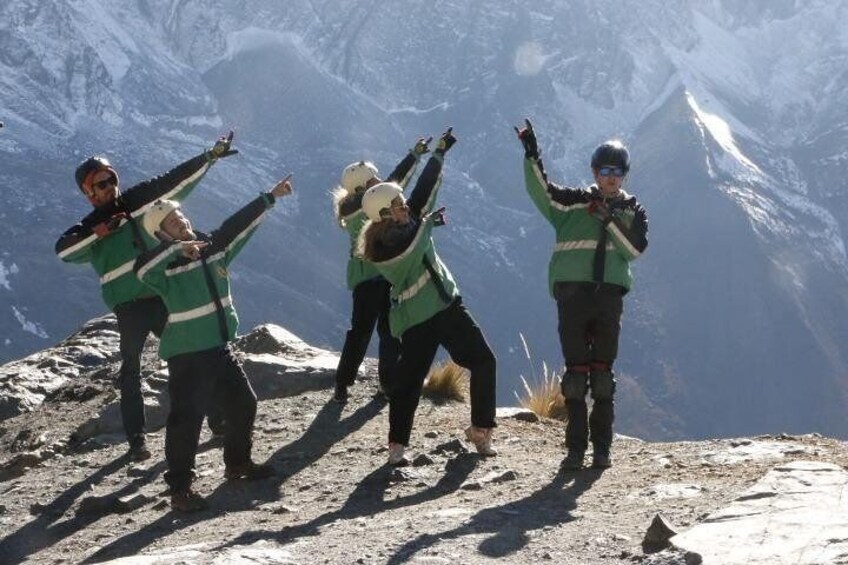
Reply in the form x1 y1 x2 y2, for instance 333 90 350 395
134 241 180 294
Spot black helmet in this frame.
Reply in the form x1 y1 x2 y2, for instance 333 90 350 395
590 140 630 172
75 155 114 191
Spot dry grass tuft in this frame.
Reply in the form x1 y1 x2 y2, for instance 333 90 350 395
513 332 567 420
514 362 567 420
423 360 467 403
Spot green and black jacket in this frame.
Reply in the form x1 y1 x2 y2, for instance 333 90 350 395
524 156 648 295
134 193 275 360
55 153 215 310
336 151 421 290
364 155 458 338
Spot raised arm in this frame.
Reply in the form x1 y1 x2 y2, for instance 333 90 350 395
121 131 239 214
208 175 293 265
386 137 432 189
517 119 589 225
407 128 455 218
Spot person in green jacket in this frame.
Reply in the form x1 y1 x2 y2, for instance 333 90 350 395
134 175 292 512
515 119 648 471
55 132 237 461
358 128 497 465
331 137 431 404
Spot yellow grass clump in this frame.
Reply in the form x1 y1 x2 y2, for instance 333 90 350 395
513 332 567 420
423 360 467 403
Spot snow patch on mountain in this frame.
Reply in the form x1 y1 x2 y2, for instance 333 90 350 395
0 261 19 291
686 92 762 179
11 307 48 339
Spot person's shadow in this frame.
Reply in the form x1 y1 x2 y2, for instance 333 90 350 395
215 450 480 551
0 453 165 564
386 466 604 563
84 396 384 563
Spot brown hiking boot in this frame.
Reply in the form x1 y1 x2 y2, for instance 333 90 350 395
591 451 612 469
561 450 585 471
128 437 151 462
170 488 208 512
224 461 275 480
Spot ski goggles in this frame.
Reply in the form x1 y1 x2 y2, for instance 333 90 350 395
597 166 627 178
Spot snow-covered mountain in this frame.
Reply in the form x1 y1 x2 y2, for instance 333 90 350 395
1 0 846 440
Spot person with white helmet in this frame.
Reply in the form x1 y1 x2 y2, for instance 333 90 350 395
515 119 649 471
55 132 238 461
332 137 432 404
358 127 497 465
133 175 293 512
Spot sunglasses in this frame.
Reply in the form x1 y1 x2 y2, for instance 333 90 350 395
92 176 117 190
597 166 627 178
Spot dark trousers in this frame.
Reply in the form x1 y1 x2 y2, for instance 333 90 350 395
164 345 257 492
114 297 167 443
389 299 497 446
335 278 400 392
554 282 623 453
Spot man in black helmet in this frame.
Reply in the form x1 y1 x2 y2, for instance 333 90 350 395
515 119 648 471
55 133 238 461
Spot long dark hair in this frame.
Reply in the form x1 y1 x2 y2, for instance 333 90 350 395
357 217 399 262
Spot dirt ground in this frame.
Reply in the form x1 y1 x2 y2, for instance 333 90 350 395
2 365 847 564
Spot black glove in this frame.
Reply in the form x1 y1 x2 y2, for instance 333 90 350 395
434 127 456 156
514 118 539 159
588 200 612 223
412 136 432 157
93 212 127 237
426 206 447 226
207 130 238 160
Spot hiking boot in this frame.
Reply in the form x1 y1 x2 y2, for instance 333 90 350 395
387 442 409 466
333 384 349 404
373 385 389 402
128 436 151 462
591 450 612 469
561 450 585 471
170 488 208 512
224 461 276 480
465 426 497 456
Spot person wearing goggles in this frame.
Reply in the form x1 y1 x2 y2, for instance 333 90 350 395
515 119 648 471
55 132 238 462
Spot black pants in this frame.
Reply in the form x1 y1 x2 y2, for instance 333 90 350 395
554 282 623 453
114 296 168 443
389 299 497 446
335 278 400 392
164 345 257 492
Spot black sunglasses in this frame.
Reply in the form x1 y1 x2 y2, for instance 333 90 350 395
598 166 627 178
92 176 117 190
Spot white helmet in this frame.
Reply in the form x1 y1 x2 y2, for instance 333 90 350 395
362 182 403 222
142 199 180 240
340 161 379 193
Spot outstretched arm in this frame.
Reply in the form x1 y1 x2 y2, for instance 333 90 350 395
517 119 588 225
208 175 293 265
386 136 432 189
120 131 239 214
407 128 455 218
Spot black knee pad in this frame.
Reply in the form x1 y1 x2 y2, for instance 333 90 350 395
589 370 616 400
561 371 588 400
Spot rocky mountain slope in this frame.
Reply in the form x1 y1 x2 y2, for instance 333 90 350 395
1 319 847 564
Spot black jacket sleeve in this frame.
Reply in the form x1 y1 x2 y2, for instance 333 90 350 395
406 156 444 219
